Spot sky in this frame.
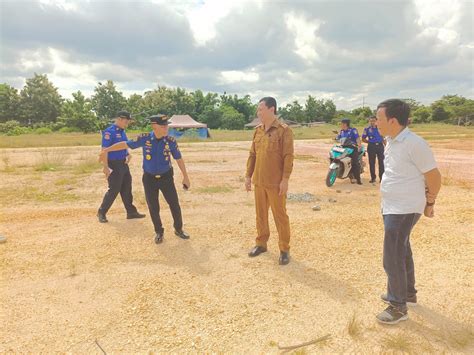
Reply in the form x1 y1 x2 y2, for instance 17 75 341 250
1 0 473 110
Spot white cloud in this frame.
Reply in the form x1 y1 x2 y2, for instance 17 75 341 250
285 12 323 63
414 0 461 44
219 70 259 84
183 0 255 46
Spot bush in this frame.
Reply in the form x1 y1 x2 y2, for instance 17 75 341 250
0 120 32 135
35 127 53 134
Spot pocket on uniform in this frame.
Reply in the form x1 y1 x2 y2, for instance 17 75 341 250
267 136 281 151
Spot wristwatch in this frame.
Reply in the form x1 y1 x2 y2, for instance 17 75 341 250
426 201 435 206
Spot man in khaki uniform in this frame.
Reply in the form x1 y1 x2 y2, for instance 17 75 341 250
245 97 294 265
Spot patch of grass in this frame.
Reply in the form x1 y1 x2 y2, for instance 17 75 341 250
195 185 234 193
295 154 318 162
0 153 15 172
0 187 78 205
382 332 412 353
54 177 78 186
73 155 101 174
34 149 67 172
347 313 363 338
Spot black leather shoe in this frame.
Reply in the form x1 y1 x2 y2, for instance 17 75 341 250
369 179 376 183
357 180 363 185
97 211 108 223
154 231 164 244
127 212 146 219
175 230 190 240
279 251 290 265
248 246 267 257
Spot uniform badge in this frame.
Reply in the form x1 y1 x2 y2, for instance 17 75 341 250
146 154 151 160
104 132 110 140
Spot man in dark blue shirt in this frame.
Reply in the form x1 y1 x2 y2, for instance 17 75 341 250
336 118 362 184
98 111 145 223
362 115 385 183
100 114 191 244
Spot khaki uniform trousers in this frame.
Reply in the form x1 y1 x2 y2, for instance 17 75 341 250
254 185 290 252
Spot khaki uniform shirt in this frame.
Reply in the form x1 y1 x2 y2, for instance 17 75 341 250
246 119 294 188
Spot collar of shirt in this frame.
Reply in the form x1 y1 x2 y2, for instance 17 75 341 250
113 124 123 132
388 127 410 143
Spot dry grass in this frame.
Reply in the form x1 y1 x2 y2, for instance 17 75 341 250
382 332 413 353
34 149 68 172
195 185 234 193
0 153 15 172
1 124 471 148
347 313 363 338
73 154 101 174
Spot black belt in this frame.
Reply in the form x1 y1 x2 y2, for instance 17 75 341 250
108 159 126 163
368 142 382 145
144 168 172 179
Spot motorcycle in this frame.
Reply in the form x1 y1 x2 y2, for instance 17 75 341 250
326 134 366 187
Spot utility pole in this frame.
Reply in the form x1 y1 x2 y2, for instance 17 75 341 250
362 96 365 109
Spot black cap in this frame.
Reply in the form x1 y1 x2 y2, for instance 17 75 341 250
149 114 170 125
116 110 132 119
341 117 351 124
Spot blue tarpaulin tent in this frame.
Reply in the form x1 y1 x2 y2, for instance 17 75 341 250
168 115 210 139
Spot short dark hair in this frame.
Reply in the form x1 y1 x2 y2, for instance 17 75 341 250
377 99 410 126
369 115 376 120
259 97 277 114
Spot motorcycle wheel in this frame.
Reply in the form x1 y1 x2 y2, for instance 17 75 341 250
326 167 338 187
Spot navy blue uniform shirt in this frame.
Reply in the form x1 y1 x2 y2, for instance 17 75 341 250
337 127 359 145
127 132 182 174
362 126 383 143
102 124 129 160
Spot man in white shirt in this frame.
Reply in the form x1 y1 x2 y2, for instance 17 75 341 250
375 99 441 325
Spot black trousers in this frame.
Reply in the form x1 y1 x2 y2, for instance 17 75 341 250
142 169 183 233
349 147 361 182
368 142 385 181
99 160 138 215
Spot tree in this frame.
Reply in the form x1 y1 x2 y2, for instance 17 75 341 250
191 90 219 119
282 100 305 123
200 106 222 129
220 94 256 121
59 91 98 132
412 106 431 123
450 99 474 125
219 105 246 130
351 106 373 119
19 73 63 125
90 80 126 122
431 104 450 122
304 95 318 122
0 83 21 123
402 98 422 112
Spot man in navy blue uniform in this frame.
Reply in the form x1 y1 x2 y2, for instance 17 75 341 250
362 115 385 183
100 114 191 244
98 111 145 223
336 118 362 185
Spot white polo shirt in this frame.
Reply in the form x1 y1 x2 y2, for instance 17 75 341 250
381 128 437 215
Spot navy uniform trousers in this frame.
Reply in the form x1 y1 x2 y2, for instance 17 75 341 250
99 160 138 215
142 168 183 233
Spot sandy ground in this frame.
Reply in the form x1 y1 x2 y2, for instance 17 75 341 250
0 139 473 353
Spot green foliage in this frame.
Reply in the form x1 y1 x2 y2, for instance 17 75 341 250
35 127 53 134
219 105 246 130
90 80 126 122
19 73 63 125
59 91 98 133
0 83 21 123
412 106 431 123
0 120 32 135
